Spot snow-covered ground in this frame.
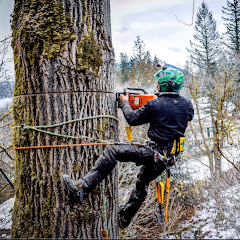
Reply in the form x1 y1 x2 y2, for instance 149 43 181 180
1 171 239 239
2 182 239 239
165 184 240 239
0 197 14 239
0 147 239 239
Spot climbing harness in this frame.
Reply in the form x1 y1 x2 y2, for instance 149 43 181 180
152 137 185 223
123 126 187 223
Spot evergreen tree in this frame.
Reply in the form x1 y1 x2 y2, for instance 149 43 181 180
116 36 160 88
129 36 156 87
222 0 240 54
153 55 160 66
119 53 130 83
187 2 220 76
132 35 146 62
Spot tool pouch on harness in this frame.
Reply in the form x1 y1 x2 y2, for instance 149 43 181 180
170 137 185 155
168 137 185 165
152 137 185 166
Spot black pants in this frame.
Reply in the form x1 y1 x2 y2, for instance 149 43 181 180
81 144 167 222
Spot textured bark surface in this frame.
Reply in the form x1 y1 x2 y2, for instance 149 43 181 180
11 0 118 238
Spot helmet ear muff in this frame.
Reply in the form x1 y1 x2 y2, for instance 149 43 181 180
168 80 183 91
168 80 176 88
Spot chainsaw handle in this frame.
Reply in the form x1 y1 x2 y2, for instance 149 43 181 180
123 87 148 95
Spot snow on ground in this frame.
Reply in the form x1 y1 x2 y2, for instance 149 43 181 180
1 175 239 239
0 98 12 110
165 184 240 239
0 197 14 239
0 148 239 239
184 155 211 181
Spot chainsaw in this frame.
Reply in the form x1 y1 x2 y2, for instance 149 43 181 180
116 87 155 109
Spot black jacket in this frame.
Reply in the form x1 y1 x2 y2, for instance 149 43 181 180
120 93 194 143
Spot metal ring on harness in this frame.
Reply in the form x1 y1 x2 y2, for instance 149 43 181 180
154 149 179 166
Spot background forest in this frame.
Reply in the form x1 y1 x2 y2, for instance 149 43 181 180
0 0 239 239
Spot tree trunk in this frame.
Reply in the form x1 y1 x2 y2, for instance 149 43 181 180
11 0 118 238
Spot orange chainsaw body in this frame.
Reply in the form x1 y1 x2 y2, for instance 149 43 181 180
129 94 155 109
116 87 155 109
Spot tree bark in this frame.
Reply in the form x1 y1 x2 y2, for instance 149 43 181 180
11 0 118 238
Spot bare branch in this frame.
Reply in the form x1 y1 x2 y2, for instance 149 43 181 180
0 168 14 190
0 145 13 154
0 159 13 169
0 120 13 129
0 145 14 161
0 35 11 43
175 0 195 26
0 111 12 122
0 183 10 193
189 122 207 154
217 145 240 173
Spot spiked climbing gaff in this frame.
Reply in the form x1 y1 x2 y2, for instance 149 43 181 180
155 180 164 222
165 168 171 222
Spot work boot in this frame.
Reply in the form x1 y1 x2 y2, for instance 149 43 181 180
62 174 85 203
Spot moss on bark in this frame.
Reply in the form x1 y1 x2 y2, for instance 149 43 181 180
77 31 103 73
11 0 76 96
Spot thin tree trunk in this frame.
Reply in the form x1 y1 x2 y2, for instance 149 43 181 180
11 0 118 238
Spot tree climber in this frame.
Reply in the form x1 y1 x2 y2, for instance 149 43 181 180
62 67 194 229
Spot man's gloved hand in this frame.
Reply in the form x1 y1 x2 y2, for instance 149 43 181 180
119 92 129 103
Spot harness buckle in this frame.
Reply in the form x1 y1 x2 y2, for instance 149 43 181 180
144 140 157 148
163 150 169 165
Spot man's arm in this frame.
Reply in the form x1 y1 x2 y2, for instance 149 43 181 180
120 100 151 126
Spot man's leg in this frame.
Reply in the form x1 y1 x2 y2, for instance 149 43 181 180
63 144 153 195
119 158 166 228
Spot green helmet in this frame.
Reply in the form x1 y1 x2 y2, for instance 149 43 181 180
154 68 184 92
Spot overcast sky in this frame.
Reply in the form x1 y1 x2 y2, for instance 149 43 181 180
111 0 227 67
0 0 227 69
